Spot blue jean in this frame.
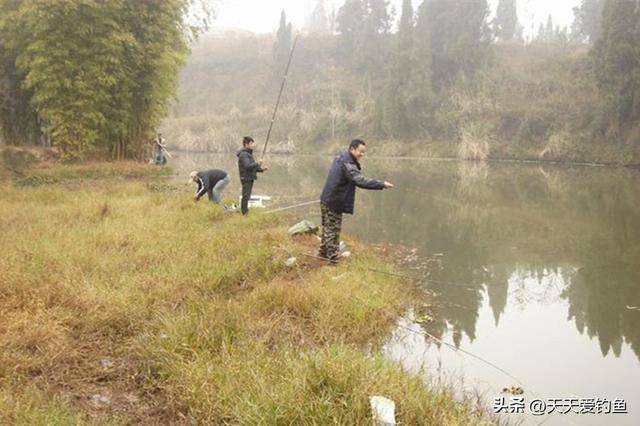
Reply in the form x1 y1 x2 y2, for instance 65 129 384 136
211 174 231 204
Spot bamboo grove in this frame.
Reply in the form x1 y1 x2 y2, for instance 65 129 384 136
0 0 210 160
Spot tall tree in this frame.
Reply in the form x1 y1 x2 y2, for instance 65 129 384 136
414 1 433 89
336 0 392 74
545 15 555 42
397 0 415 78
379 0 414 135
274 10 293 75
9 1 138 158
121 0 200 159
494 0 519 42
0 1 38 146
421 0 492 89
535 14 556 42
0 0 208 159
306 0 330 34
336 0 366 56
361 0 393 69
593 0 639 130
572 0 605 43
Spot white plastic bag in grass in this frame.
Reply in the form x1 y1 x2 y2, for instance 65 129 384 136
369 396 396 426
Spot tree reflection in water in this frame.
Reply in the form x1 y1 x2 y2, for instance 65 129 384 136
174 153 640 362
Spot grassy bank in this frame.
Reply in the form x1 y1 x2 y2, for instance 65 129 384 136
0 156 489 424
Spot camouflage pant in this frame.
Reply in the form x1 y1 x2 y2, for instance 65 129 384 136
319 203 343 262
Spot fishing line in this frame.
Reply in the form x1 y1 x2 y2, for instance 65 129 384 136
297 252 502 290
393 323 524 386
277 246 586 421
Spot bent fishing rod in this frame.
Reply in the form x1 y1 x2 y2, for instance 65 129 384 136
261 33 300 161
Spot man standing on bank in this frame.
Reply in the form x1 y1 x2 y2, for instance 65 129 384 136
237 136 268 215
319 139 394 263
190 169 231 205
153 133 168 165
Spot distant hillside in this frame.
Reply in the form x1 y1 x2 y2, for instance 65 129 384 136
163 34 640 165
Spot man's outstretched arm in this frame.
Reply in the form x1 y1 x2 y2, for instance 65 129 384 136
343 163 388 190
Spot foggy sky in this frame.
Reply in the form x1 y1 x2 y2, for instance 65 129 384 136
213 0 581 39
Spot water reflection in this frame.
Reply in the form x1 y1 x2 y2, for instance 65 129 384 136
356 160 640 363
173 153 640 423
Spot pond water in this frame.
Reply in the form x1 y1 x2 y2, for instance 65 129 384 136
172 152 640 425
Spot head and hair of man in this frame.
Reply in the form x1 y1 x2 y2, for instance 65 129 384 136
349 139 366 161
190 171 198 183
243 136 255 150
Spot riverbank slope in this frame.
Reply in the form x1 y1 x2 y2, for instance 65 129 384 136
0 153 489 424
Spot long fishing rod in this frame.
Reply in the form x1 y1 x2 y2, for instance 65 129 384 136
265 199 319 214
261 33 300 161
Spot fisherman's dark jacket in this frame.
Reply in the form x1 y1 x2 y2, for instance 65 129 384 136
237 148 263 182
195 169 228 201
320 150 385 215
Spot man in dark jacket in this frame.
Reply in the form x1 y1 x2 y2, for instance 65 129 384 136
319 139 394 263
190 169 231 205
237 136 268 215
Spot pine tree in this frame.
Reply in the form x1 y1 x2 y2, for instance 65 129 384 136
274 10 293 75
494 0 519 42
545 15 554 42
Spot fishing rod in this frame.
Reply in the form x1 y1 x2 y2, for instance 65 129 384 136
261 33 300 161
265 199 319 214
161 146 173 159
